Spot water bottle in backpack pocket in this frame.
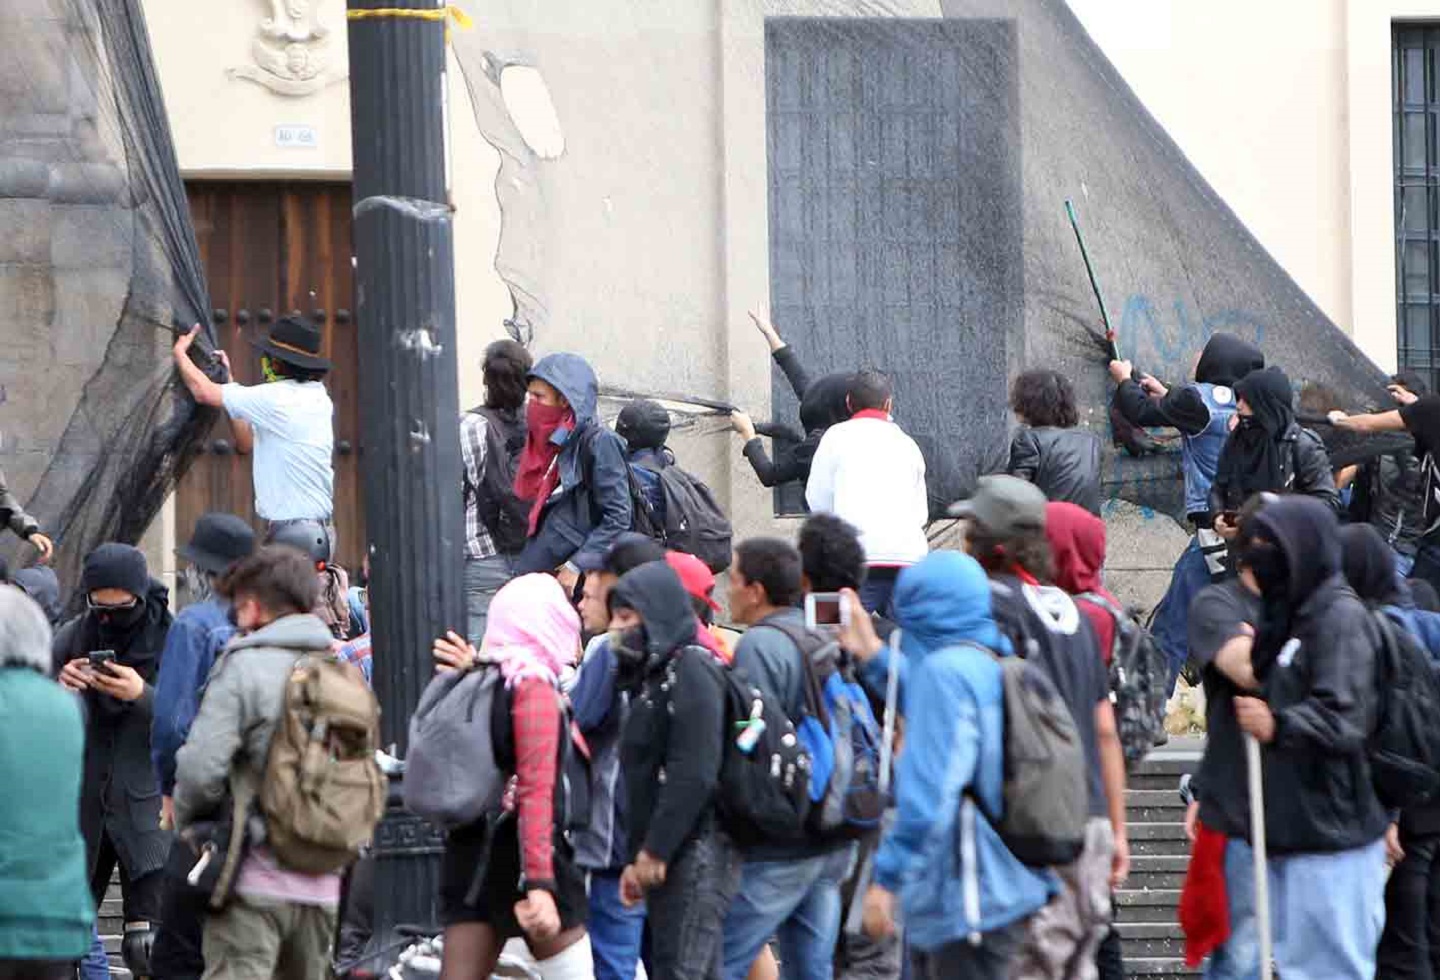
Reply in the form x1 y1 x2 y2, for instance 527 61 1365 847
715 663 812 846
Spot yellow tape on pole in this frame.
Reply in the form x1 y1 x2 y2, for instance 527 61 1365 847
346 5 473 43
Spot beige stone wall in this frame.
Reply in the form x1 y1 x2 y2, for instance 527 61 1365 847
138 0 1440 585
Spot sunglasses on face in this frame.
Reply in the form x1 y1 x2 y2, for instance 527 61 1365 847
87 596 140 612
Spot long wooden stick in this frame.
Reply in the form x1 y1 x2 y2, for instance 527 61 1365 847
1246 734 1273 980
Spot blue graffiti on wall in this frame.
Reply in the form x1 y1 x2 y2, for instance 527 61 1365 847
1098 294 1269 511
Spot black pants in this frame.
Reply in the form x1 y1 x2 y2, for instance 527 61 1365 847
89 830 164 923
1095 923 1125 980
909 922 1026 980
1379 832 1440 979
150 845 206 980
0 961 72 980
646 827 739 980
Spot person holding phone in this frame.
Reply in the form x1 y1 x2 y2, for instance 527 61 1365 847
53 543 173 980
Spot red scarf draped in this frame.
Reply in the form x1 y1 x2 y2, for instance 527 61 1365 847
514 401 575 534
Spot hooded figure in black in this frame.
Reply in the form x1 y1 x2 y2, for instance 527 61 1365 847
608 561 736 980
1112 332 1265 443
735 343 854 491
1209 366 1341 520
1341 526 1440 978
53 543 173 936
1236 498 1388 856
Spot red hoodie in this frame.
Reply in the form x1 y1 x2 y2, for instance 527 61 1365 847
1045 501 1118 663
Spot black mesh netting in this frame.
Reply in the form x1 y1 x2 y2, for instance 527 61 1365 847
927 0 1398 517
0 0 213 588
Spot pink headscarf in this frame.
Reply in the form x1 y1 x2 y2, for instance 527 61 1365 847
480 573 581 687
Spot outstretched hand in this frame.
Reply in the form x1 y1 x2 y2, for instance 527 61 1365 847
730 410 757 442
748 310 785 353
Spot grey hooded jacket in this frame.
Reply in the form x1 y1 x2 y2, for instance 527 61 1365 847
173 613 335 831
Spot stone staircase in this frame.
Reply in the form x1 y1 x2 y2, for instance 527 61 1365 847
1118 738 1202 979
97 882 129 978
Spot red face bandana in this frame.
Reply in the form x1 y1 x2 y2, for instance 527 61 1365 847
514 400 575 534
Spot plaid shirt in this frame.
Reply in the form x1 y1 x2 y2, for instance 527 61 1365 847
460 411 499 560
335 633 373 686
509 677 560 886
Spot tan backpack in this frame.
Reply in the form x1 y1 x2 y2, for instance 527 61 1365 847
259 654 387 874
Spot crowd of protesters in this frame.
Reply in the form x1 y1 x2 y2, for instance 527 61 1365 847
3 309 1440 980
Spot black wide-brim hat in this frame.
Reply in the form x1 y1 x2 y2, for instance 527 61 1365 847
177 512 257 575
249 314 331 371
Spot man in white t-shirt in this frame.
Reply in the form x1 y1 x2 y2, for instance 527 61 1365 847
173 316 335 554
805 369 928 615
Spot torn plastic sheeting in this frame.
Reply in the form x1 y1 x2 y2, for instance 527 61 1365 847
353 195 453 221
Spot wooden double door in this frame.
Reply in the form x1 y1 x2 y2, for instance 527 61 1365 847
177 182 366 572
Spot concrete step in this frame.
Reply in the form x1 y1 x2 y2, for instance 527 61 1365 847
1125 955 1199 977
1114 921 1185 958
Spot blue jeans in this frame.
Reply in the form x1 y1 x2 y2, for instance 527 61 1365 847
465 554 515 646
588 870 646 980
1151 537 1214 695
80 925 110 980
722 845 857 980
1204 837 1387 980
859 569 900 619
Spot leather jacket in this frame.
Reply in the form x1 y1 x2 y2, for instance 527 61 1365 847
1008 426 1103 516
1209 423 1341 517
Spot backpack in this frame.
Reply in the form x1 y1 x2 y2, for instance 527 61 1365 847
1078 592 1169 765
405 664 508 828
466 407 530 555
980 647 1088 867
653 465 734 573
259 655 387 874
629 455 734 572
987 581 1093 867
1368 610 1440 809
715 663 813 845
764 620 886 839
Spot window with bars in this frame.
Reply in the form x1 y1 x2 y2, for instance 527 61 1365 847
1395 26 1440 393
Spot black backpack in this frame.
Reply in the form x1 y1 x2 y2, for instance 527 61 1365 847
715 663 812 846
465 408 530 555
1078 592 1169 765
1369 609 1440 809
653 464 734 573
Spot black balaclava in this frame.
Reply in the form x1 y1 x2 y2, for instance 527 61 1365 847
1245 497 1341 679
1340 523 1406 608
1214 367 1295 507
82 543 151 640
1195 333 1266 389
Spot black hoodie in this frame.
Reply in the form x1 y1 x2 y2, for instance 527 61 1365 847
1247 498 1387 855
1210 368 1340 515
611 562 726 863
1112 332 1265 438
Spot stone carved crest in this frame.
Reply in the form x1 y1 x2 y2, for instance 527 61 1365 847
230 0 346 97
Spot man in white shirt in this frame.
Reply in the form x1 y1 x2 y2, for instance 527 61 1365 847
805 369 928 615
173 316 336 555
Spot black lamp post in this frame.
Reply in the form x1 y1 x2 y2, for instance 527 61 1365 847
346 0 465 949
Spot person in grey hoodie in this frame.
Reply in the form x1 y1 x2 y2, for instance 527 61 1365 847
174 546 339 980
